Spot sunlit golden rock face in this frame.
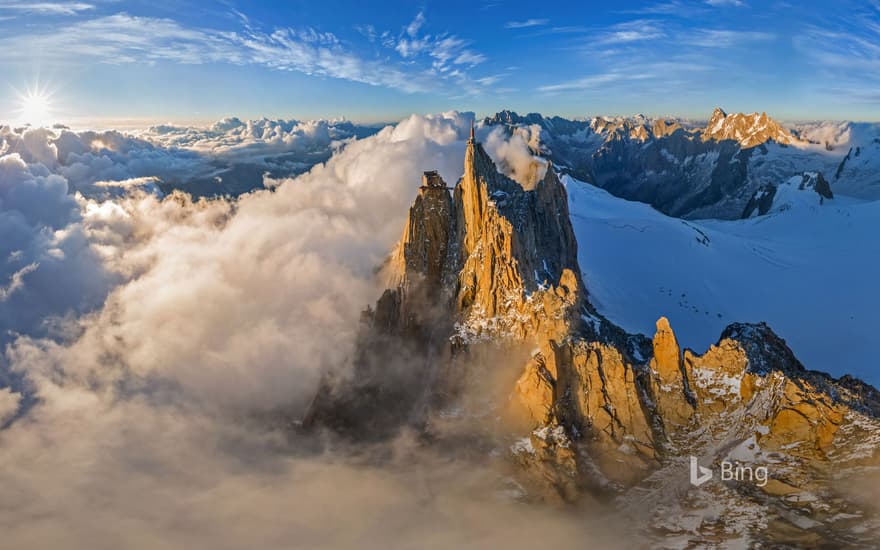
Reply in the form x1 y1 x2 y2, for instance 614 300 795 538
392 180 453 290
307 129 880 536
678 327 849 456
702 107 798 148
652 118 683 138
452 135 581 327
648 316 696 432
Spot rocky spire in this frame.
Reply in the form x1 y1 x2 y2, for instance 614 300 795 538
649 317 696 431
456 119 501 259
306 130 880 544
452 123 582 324
389 172 453 290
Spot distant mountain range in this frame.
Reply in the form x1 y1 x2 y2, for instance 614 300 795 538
34 109 877 224
483 108 880 219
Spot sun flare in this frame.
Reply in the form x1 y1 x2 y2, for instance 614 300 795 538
17 90 53 127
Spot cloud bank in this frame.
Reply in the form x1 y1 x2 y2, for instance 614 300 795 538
1 119 378 199
0 112 606 548
0 148 116 355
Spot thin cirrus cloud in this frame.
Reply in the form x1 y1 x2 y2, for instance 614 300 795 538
536 61 712 93
537 71 656 93
390 11 486 73
683 29 774 48
624 0 745 19
791 1 880 106
595 19 666 44
0 11 491 95
0 1 94 15
537 15 777 97
504 18 549 29
626 1 697 15
794 12 880 105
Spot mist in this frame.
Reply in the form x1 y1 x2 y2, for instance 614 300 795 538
0 112 638 548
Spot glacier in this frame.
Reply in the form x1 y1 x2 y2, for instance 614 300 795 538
564 174 879 385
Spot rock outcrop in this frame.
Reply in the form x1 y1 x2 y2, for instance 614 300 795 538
386 170 454 291
742 169 836 217
648 317 696 433
800 170 833 199
306 128 880 546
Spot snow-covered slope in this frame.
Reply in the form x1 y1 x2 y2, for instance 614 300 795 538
564 174 879 385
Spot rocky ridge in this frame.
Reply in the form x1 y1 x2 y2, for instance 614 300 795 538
306 129 880 547
702 107 797 148
482 108 856 220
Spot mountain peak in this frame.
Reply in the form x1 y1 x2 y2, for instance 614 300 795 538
703 108 797 148
307 140 880 546
457 129 580 311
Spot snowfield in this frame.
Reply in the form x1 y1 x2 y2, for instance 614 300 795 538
564 175 879 385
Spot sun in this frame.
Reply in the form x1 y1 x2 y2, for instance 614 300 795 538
16 90 54 127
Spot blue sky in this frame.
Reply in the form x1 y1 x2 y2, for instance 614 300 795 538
1 0 879 125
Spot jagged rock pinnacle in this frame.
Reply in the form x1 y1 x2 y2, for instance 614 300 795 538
306 132 880 539
703 107 796 147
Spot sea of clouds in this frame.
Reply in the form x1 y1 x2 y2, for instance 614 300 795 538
5 108 880 547
1 112 621 548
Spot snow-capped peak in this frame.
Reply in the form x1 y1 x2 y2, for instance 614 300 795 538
702 108 797 148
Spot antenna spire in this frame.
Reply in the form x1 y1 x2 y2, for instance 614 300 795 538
469 119 475 142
